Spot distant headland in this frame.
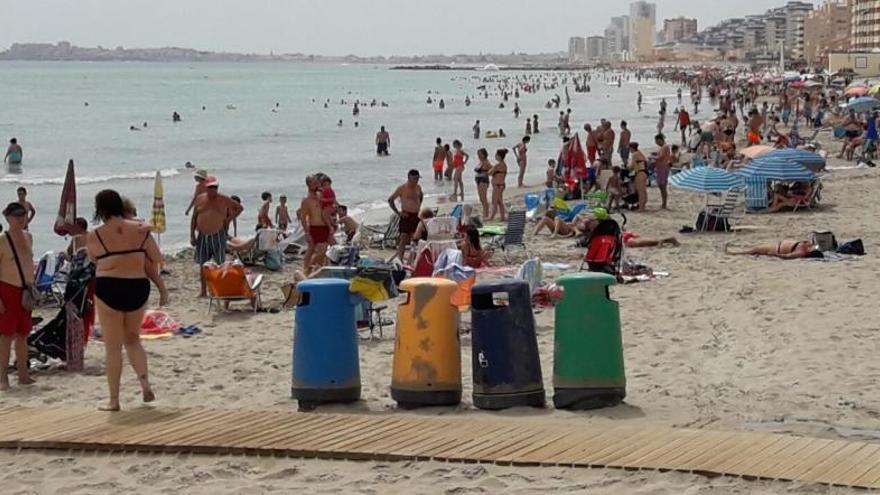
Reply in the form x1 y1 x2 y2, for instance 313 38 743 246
0 41 568 66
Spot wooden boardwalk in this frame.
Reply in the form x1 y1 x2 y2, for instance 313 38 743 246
1 406 879 489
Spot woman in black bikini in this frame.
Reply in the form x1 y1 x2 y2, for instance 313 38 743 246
473 148 492 218
86 190 169 411
488 149 509 222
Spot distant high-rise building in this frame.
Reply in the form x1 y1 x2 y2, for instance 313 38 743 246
784 1 816 60
663 17 698 43
586 36 606 61
604 15 630 59
804 0 851 65
568 37 586 63
629 1 657 61
851 0 880 51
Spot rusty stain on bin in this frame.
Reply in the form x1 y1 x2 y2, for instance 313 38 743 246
412 285 438 329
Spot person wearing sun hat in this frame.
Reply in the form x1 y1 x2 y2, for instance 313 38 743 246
190 176 242 297
185 168 210 216
0 202 35 390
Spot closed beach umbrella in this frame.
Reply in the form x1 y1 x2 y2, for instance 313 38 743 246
151 171 166 234
763 149 825 172
847 96 880 113
669 167 744 193
845 86 870 97
738 158 816 181
741 145 773 159
54 159 77 236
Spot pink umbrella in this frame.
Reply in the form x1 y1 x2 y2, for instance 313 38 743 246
846 86 869 97
741 145 773 159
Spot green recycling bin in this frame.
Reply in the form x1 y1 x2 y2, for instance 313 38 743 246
553 272 626 410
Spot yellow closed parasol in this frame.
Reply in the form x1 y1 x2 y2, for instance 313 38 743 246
151 171 166 234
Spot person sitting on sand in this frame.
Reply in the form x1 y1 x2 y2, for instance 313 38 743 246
726 240 822 259
534 210 578 238
459 226 491 269
767 181 814 213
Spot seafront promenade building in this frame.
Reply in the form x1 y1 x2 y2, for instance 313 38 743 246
629 1 657 61
662 17 698 44
804 0 851 65
851 0 880 50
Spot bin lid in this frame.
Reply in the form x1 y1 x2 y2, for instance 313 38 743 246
399 277 458 291
557 272 617 288
297 278 351 294
471 278 529 296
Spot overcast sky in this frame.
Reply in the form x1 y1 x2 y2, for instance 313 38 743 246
1 0 820 56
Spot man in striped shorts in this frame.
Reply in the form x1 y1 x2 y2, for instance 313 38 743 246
190 176 243 297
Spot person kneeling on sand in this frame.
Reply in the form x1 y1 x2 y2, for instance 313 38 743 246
725 240 822 259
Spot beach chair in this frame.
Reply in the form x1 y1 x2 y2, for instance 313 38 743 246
556 203 588 222
363 214 400 250
744 176 769 211
203 262 264 314
703 188 744 232
34 252 67 307
492 209 528 263
425 217 459 240
792 180 822 212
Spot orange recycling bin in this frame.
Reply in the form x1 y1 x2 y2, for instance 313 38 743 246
391 277 462 408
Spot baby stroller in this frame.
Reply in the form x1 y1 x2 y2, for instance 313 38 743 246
28 254 94 369
579 213 626 279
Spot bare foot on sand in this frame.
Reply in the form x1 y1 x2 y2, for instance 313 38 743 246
99 403 121 412
143 388 156 403
18 376 35 386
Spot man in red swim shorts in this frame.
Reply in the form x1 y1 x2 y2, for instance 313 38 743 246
299 175 330 275
388 169 424 261
0 202 36 390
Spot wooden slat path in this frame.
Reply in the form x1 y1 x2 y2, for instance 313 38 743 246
1 407 879 489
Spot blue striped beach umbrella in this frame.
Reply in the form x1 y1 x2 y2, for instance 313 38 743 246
763 149 825 172
669 167 744 193
847 96 880 113
738 157 816 181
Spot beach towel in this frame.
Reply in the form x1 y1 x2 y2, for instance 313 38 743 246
351 266 399 302
477 225 505 236
433 249 464 275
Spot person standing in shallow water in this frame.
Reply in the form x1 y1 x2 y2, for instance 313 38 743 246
86 189 169 411
4 138 22 165
376 126 390 156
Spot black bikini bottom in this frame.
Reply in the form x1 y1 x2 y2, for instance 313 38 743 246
96 277 151 312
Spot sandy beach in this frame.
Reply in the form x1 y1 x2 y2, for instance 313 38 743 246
2 133 879 494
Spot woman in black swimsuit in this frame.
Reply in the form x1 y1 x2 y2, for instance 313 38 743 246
473 148 492 218
86 190 169 411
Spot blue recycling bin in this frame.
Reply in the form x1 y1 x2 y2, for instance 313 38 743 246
292 279 361 409
470 280 545 410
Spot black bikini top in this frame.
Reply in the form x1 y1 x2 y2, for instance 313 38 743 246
95 230 150 261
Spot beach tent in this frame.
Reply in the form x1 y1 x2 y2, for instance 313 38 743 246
763 149 825 172
53 159 78 236
738 157 816 182
847 96 880 113
669 167 744 194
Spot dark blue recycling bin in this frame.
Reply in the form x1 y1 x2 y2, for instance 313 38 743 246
470 280 545 410
292 279 361 409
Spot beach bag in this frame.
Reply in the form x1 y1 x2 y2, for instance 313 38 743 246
264 249 283 271
695 212 729 232
837 239 865 256
811 232 837 252
6 234 38 311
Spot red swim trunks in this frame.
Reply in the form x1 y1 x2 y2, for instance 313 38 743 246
433 160 444 172
309 226 331 244
0 281 32 337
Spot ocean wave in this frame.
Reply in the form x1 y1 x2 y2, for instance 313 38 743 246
1 168 181 186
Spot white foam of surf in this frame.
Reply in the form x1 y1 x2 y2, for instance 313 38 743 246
1 168 181 186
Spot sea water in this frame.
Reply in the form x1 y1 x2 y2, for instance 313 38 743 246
0 62 679 253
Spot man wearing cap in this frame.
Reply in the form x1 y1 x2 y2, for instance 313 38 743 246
387 169 423 261
185 169 209 216
190 177 243 297
0 202 35 390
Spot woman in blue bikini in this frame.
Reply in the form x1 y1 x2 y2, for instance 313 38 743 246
87 190 169 411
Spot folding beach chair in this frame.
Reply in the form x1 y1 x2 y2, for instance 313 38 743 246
203 262 264 314
492 209 528 263
703 188 744 232
34 252 67 307
363 214 400 250
792 180 822 212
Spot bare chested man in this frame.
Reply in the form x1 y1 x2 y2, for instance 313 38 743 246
0 202 35 390
190 177 243 296
388 169 424 261
653 134 672 210
300 175 329 275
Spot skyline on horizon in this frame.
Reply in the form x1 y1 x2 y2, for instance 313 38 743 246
2 0 822 57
